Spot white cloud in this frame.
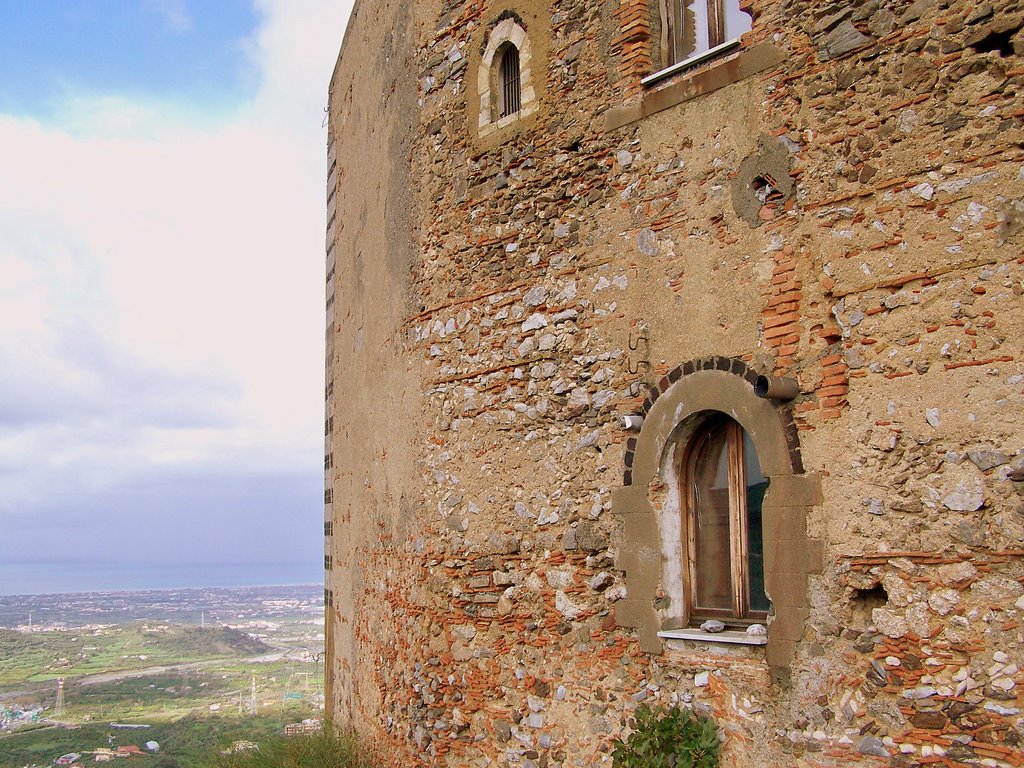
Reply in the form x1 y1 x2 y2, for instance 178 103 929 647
144 0 194 33
0 0 353 527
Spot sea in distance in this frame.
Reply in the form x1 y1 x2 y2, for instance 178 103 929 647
0 560 320 597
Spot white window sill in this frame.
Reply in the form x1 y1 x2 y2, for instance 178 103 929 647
641 38 742 88
658 628 767 646
478 102 537 137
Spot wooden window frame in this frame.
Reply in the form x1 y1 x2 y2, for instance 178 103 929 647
661 0 728 68
680 415 768 626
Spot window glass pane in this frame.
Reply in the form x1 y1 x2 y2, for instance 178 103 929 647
666 1 751 68
684 0 709 54
723 1 752 40
692 423 732 611
743 431 770 613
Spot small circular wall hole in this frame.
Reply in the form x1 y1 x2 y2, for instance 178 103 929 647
752 173 781 203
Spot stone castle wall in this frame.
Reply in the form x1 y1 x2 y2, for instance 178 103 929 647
325 0 1024 765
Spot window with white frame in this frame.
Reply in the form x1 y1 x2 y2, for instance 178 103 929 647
659 0 752 71
478 15 537 136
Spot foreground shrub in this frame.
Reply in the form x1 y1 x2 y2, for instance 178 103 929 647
205 726 374 768
612 704 720 768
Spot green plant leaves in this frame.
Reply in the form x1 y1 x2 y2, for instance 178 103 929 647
612 705 720 768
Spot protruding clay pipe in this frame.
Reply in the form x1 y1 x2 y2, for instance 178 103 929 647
619 414 645 431
754 375 800 400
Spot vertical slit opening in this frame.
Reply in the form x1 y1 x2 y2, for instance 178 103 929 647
500 44 521 118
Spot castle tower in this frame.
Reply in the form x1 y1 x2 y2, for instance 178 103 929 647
326 1 1024 765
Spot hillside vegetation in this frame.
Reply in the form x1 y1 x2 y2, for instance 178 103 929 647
0 625 271 690
204 726 375 768
0 714 289 768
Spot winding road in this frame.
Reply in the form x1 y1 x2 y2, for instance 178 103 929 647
0 651 285 703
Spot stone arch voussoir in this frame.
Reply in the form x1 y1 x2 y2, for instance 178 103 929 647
477 15 537 135
610 356 822 678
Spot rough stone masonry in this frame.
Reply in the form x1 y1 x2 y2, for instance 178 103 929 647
324 0 1024 765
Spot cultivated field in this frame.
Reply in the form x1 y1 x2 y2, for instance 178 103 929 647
0 586 323 768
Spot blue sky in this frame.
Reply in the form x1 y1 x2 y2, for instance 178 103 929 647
0 1 259 119
0 0 353 595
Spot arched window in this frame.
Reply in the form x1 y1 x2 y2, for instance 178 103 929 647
682 414 769 623
477 16 537 136
610 356 822 668
498 44 521 118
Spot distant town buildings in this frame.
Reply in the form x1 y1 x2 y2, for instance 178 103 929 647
1 705 43 730
2 586 322 766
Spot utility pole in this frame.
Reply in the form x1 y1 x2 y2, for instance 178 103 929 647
55 678 65 717
250 673 257 715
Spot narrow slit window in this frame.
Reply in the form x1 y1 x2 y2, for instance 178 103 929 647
478 19 533 134
499 44 521 118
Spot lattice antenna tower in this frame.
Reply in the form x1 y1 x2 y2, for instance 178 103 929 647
55 678 65 717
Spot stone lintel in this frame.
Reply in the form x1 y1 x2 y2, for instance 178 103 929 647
604 42 786 132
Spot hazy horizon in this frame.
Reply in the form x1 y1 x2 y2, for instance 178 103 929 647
0 560 322 597
0 1 354 593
